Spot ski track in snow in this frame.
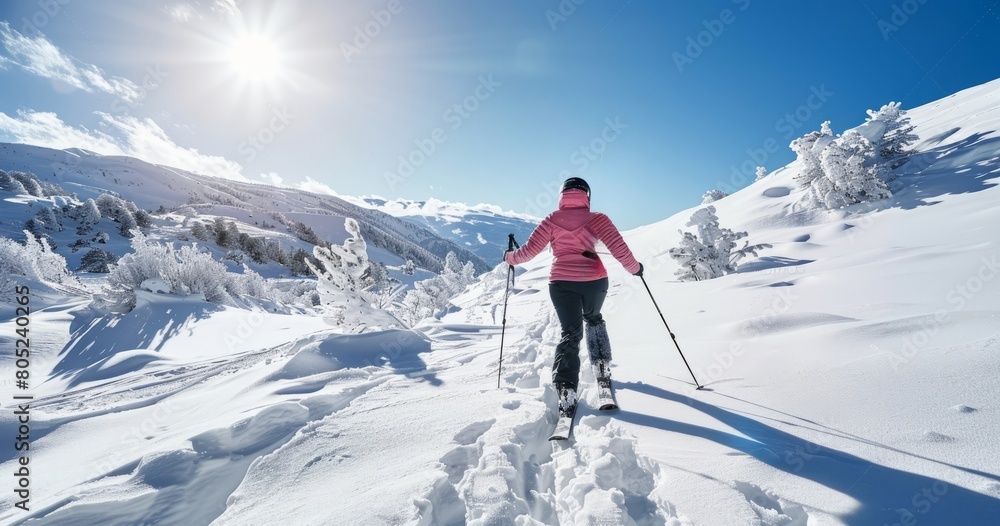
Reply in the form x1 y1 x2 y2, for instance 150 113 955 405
412 308 684 525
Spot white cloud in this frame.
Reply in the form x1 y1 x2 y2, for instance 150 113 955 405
0 110 123 154
0 22 142 103
260 171 284 186
167 4 199 22
298 177 341 196
212 0 243 19
167 1 241 23
0 109 247 181
101 113 245 181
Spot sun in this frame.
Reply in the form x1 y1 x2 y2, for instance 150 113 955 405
226 33 282 82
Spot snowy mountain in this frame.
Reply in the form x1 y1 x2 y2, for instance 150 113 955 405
0 143 491 276
344 196 539 265
2 77 1000 525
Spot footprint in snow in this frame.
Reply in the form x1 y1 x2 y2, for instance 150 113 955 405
921 430 956 443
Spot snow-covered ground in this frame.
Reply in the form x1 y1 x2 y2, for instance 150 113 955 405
2 77 1000 525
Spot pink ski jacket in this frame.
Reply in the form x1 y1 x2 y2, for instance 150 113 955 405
504 189 641 282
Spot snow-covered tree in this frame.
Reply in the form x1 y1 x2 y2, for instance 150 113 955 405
668 206 771 281
33 207 63 232
701 189 729 204
791 121 836 194
0 170 28 195
78 198 102 227
402 259 416 276
134 209 153 228
305 218 398 331
865 101 917 167
190 222 210 241
95 193 139 237
816 130 892 208
77 248 119 273
792 121 893 209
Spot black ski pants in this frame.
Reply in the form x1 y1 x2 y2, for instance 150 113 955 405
549 277 608 389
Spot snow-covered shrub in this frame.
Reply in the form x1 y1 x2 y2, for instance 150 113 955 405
668 206 771 281
402 259 416 276
103 232 285 312
701 189 729 204
361 261 405 309
0 231 71 289
754 166 768 182
305 218 399 331
395 251 477 325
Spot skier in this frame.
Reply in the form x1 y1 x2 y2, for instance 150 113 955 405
504 177 643 418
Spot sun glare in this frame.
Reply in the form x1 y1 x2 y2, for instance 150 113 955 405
226 34 282 82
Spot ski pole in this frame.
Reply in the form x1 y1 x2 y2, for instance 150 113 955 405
498 234 519 389
640 274 703 390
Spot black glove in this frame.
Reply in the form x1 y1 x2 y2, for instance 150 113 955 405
633 262 644 277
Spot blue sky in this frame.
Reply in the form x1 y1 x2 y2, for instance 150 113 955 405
0 1 998 229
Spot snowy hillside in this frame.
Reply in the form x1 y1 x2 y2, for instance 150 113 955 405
0 143 490 275
346 196 539 264
2 77 1000 526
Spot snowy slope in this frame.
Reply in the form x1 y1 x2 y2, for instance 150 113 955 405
1 78 1000 525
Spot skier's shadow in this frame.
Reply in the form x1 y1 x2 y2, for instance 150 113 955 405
616 381 1000 524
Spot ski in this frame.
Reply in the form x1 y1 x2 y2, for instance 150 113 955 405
548 386 579 441
596 378 618 411
548 407 577 441
593 359 619 411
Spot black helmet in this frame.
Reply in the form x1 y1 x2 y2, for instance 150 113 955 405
561 177 590 196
